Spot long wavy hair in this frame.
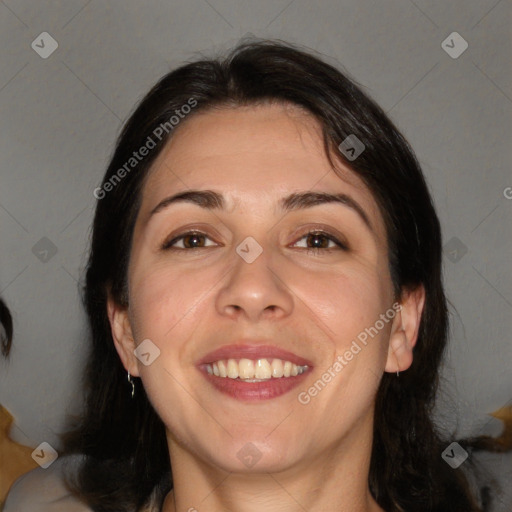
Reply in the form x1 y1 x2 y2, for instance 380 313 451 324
60 39 487 511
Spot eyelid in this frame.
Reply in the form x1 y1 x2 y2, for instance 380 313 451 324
161 226 348 252
161 229 219 250
289 223 349 248
291 229 349 252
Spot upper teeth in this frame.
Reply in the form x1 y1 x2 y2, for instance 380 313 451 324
205 358 308 380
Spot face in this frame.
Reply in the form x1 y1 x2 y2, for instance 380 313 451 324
109 103 421 474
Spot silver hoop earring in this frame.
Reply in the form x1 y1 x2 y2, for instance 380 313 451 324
127 371 135 398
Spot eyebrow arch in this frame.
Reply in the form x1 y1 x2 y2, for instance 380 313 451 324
149 189 373 232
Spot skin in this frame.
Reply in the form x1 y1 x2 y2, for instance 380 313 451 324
108 103 425 512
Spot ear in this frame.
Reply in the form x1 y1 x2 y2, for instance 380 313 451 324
107 292 140 377
384 284 426 374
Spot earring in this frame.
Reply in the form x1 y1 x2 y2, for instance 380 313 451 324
127 371 135 398
395 353 400 377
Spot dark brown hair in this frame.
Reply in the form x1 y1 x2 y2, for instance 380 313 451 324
60 39 488 511
0 298 13 358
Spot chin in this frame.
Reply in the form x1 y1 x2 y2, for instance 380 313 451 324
202 437 304 474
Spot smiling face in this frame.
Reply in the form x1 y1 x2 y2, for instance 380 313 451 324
108 102 423 476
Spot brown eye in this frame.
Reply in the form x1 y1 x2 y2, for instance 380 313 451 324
292 231 348 254
162 231 215 250
306 232 331 249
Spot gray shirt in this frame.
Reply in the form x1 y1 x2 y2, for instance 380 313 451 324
4 454 92 511
4 454 159 511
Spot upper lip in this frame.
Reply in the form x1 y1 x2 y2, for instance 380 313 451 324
197 341 313 367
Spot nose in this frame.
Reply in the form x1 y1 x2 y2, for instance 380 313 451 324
215 244 294 323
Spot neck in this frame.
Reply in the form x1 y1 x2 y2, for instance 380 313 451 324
162 413 383 512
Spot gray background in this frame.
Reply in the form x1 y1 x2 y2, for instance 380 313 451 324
0 0 511 509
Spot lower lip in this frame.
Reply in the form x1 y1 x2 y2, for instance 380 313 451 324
199 369 310 401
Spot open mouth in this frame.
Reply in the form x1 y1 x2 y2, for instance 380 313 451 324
203 357 309 381
197 344 313 401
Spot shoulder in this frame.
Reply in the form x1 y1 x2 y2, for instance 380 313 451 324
3 454 93 512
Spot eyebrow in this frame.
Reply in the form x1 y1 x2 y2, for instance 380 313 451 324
149 189 373 232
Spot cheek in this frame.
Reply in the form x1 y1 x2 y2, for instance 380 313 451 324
128 263 195 343
127 259 226 374
302 260 391 344
127 265 205 414
309 266 393 407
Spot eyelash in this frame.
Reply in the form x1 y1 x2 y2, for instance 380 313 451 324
161 230 348 255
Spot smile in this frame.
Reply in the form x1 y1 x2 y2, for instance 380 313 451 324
197 343 313 400
204 358 309 380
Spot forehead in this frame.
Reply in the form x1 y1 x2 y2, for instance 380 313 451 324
139 103 386 239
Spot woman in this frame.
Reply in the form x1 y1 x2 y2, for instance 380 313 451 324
5 40 492 511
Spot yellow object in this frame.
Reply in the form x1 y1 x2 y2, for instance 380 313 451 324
0 404 38 508
489 405 512 450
